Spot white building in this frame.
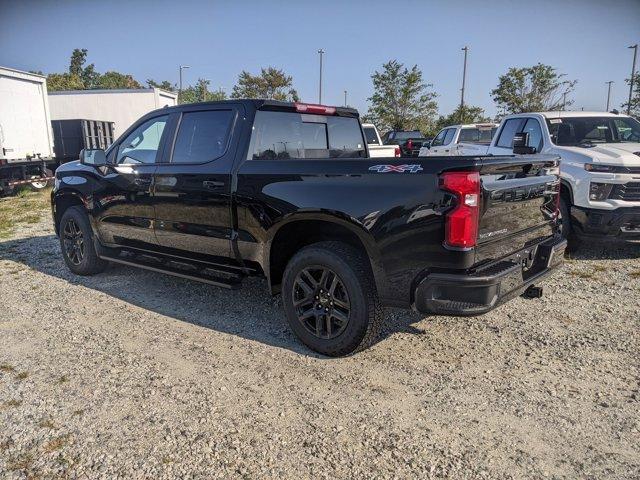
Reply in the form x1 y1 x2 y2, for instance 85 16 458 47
48 88 178 137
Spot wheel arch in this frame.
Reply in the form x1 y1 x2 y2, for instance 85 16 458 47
52 189 87 236
265 213 386 297
560 179 574 205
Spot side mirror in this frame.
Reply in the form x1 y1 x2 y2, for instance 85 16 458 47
512 132 537 155
424 141 431 149
80 148 107 166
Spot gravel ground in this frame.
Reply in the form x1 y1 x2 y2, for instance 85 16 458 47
0 206 639 479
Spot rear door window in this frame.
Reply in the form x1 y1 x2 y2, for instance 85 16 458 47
248 111 365 160
496 118 526 148
171 110 234 163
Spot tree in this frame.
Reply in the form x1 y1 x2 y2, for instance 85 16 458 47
46 73 84 91
435 104 490 130
180 78 227 104
69 48 99 88
96 71 142 89
231 67 299 101
621 72 640 118
365 60 438 134
146 79 177 92
491 63 577 113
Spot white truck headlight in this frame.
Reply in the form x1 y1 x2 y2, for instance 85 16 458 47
589 182 613 201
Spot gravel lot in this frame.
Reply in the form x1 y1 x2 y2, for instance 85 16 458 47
1 194 639 479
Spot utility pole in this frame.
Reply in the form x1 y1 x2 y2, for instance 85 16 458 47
318 49 325 104
344 90 347 107
179 65 190 104
562 92 568 111
627 44 638 115
460 46 469 112
605 81 614 111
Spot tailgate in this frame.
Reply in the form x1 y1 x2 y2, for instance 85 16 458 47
475 155 560 263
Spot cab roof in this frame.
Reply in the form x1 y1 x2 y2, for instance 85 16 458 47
510 111 630 119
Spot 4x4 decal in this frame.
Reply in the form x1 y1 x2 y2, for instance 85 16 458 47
368 164 424 173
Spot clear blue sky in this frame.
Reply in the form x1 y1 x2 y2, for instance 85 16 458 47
1 0 639 117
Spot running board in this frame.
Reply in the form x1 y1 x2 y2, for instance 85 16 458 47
98 250 243 289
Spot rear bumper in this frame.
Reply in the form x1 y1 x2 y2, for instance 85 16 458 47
572 205 640 239
413 235 566 316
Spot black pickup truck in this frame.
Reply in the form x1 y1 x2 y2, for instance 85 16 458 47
51 100 566 356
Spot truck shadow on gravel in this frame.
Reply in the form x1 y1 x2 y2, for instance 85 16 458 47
0 234 425 356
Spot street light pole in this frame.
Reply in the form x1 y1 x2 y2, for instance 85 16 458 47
562 91 568 111
460 46 468 111
627 44 638 115
179 65 190 104
318 49 325 104
344 90 347 107
605 81 614 111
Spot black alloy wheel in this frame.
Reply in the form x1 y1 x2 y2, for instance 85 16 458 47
62 218 85 265
292 266 351 340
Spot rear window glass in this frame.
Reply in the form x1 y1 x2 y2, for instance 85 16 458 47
392 131 422 141
458 127 497 144
363 126 379 145
172 110 234 163
248 111 366 160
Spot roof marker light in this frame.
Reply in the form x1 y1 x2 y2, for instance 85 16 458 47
294 103 337 115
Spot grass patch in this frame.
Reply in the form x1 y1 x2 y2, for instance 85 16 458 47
38 418 56 429
0 363 15 373
570 270 595 279
630 269 640 279
15 371 29 380
0 188 51 239
72 409 84 416
3 399 22 408
56 375 69 384
592 264 607 272
43 434 71 453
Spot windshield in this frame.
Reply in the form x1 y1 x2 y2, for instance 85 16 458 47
547 116 640 146
363 126 380 145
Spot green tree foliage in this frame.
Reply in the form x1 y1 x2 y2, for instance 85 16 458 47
435 104 490 130
231 67 299 101
95 71 142 89
45 49 141 91
491 64 577 113
69 48 100 88
146 79 177 92
621 72 640 118
46 73 84 91
180 78 227 104
365 60 438 134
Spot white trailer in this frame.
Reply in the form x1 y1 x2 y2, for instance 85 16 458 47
0 66 57 194
48 88 178 138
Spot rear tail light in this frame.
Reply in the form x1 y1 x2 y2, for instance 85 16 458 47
407 139 413 150
294 103 336 115
440 171 481 249
394 146 401 157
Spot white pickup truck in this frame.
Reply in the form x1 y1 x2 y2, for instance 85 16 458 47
483 111 640 248
419 123 497 157
362 123 400 158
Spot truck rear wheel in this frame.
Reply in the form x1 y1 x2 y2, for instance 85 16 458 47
282 241 383 356
59 206 108 276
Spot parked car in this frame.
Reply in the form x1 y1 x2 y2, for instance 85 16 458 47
419 123 498 157
381 130 430 157
362 123 400 158
483 111 640 248
52 100 565 356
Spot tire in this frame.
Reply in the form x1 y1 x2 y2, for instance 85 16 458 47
29 168 53 191
59 206 108 276
558 196 580 253
282 241 383 357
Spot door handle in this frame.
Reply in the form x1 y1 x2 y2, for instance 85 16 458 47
134 178 152 187
203 180 224 189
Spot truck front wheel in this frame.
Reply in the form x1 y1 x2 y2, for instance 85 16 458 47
281 241 383 356
59 206 108 276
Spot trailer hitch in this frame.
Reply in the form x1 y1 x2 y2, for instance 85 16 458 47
521 285 543 299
